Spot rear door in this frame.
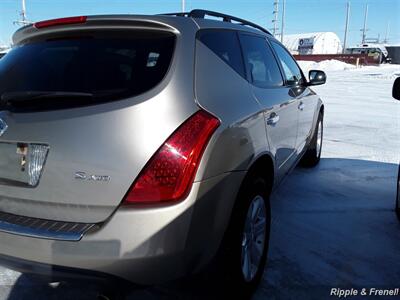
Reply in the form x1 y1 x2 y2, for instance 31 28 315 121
239 33 299 179
270 39 318 153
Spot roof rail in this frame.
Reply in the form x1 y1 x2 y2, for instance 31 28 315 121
160 12 189 17
159 9 272 36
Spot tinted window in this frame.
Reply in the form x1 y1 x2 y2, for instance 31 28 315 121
0 31 175 111
239 34 283 88
199 30 245 78
270 40 304 86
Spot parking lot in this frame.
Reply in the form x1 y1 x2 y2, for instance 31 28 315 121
0 63 399 299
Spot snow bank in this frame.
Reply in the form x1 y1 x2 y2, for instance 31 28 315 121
297 59 356 74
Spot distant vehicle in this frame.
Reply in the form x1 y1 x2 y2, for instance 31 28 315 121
393 77 400 220
0 10 326 296
345 44 391 63
386 46 400 64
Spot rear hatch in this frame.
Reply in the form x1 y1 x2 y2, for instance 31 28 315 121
0 17 178 223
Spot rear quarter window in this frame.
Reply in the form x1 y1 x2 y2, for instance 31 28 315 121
197 30 246 78
239 34 283 88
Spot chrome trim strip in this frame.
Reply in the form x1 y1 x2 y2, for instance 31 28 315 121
0 211 94 241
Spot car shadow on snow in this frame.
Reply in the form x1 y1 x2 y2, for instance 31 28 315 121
5 158 400 300
255 157 400 299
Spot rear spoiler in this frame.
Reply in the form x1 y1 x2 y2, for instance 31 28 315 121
13 15 180 45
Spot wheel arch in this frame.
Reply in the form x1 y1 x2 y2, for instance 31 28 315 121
310 102 324 139
242 153 275 197
217 153 274 284
320 104 325 116
225 153 275 233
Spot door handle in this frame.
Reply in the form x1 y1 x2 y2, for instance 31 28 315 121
298 102 305 111
267 113 280 126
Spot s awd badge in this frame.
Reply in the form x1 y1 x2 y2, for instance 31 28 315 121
75 172 111 182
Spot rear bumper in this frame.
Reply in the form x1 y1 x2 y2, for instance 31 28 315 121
0 171 245 284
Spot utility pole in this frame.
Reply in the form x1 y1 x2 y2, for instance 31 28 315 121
361 4 368 44
384 22 390 44
21 0 27 22
272 0 279 36
280 0 285 43
181 0 185 13
14 0 31 26
343 1 350 53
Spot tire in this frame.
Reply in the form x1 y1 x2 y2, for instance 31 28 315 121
219 176 271 298
301 112 323 168
396 166 400 220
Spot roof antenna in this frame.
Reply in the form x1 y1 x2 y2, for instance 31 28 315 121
14 0 32 26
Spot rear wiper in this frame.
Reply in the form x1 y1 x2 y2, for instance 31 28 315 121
0 91 94 112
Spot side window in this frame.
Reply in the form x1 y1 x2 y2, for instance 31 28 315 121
270 40 304 86
239 34 283 88
198 30 245 78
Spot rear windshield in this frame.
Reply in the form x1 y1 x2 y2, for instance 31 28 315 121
0 31 175 111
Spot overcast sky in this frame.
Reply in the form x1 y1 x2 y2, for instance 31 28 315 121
1 0 399 46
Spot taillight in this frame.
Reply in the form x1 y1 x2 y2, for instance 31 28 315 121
34 16 87 29
124 110 220 204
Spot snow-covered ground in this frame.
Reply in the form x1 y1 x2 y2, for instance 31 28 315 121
298 61 400 164
0 62 399 299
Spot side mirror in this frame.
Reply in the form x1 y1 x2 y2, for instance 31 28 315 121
393 77 400 100
308 70 326 86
